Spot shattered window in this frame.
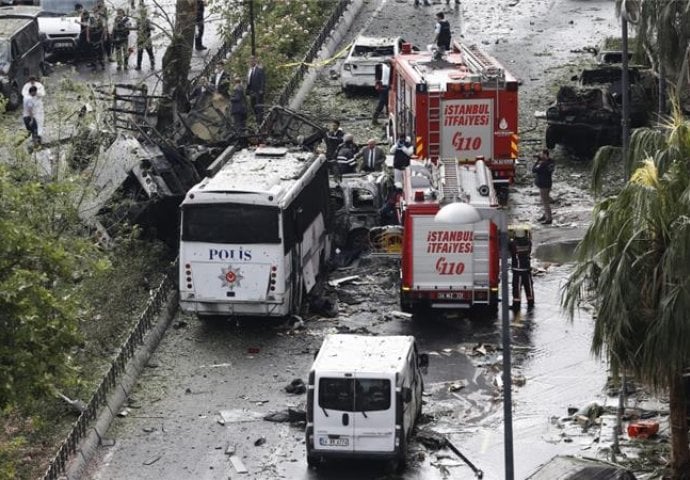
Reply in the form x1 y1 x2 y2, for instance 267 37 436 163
318 378 391 412
181 203 280 244
352 45 395 57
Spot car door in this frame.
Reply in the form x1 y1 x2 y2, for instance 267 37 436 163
313 373 354 453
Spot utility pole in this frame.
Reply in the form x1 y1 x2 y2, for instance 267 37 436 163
249 0 256 56
621 14 631 181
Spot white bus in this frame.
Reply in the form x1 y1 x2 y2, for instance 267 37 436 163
178 146 331 318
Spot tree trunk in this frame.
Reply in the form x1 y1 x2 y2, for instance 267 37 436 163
669 374 690 479
157 0 196 131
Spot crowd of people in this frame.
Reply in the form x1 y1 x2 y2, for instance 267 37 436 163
73 0 155 71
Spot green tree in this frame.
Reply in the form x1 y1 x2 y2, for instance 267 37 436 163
0 163 108 409
616 0 690 104
563 107 690 478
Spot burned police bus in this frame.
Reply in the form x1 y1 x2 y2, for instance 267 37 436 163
178 146 331 318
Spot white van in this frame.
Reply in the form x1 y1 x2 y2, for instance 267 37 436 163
306 334 428 469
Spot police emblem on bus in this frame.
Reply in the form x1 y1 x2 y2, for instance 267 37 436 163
219 266 244 289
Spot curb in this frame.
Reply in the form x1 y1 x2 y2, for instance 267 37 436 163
65 289 179 480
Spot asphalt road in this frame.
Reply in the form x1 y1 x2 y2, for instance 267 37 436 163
82 0 631 478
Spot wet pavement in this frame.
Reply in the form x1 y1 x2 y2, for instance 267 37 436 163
82 0 644 479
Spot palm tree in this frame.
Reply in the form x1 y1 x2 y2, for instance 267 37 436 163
563 107 690 478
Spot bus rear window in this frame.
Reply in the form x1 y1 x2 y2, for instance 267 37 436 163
318 378 391 412
182 204 280 244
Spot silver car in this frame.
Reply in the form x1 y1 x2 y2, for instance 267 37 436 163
340 35 402 92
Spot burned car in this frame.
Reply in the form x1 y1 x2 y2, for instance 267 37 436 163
544 65 654 154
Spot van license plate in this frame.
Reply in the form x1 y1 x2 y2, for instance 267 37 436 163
319 437 349 447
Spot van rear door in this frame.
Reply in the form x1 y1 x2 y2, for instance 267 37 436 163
313 373 355 453
353 375 395 453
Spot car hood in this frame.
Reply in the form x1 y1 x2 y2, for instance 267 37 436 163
37 16 80 35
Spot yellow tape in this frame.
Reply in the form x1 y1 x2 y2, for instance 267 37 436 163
276 42 353 69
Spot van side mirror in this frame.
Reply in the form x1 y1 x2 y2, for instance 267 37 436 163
402 387 412 403
418 353 429 368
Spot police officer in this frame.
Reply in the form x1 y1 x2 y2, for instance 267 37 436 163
111 9 131 70
335 133 357 175
324 120 344 160
509 227 534 311
434 12 451 51
135 7 155 70
86 7 106 70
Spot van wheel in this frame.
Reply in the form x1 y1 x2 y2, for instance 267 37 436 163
6 85 21 111
392 434 408 473
307 454 319 468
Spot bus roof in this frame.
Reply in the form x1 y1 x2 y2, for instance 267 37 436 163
312 334 414 374
183 146 323 207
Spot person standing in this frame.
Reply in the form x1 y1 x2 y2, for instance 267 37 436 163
246 56 266 124
22 86 43 143
335 133 357 175
533 149 555 224
77 6 90 60
355 138 386 172
509 227 534 311
189 76 211 107
324 120 344 160
372 59 390 125
93 0 112 62
229 77 248 135
434 12 452 51
212 62 230 98
414 0 432 6
111 9 131 71
21 76 45 98
86 8 106 70
195 0 207 51
390 135 413 170
135 7 155 70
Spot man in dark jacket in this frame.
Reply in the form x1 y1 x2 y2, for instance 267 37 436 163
324 120 344 160
533 149 555 224
434 12 451 51
336 133 357 175
111 9 130 71
246 56 266 124
230 77 247 134
509 227 534 311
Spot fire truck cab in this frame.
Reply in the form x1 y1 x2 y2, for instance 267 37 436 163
399 158 499 313
388 41 519 204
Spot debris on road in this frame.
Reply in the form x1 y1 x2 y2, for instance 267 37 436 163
254 437 266 447
627 420 659 439
228 453 248 474
218 409 264 424
449 380 468 392
143 455 161 466
328 275 359 287
117 408 130 417
417 429 484 478
285 378 306 394
263 408 307 423
388 310 413 319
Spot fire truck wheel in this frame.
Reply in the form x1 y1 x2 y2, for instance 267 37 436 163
545 125 558 150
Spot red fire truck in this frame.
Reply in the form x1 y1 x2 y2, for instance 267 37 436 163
398 158 499 313
387 41 519 203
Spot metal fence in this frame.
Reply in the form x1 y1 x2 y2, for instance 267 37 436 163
195 16 249 86
41 274 175 480
275 0 352 107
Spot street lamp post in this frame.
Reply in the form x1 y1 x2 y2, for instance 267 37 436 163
435 202 514 480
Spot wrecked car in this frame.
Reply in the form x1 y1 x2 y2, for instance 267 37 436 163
544 65 654 154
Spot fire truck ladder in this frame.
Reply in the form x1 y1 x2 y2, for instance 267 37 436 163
439 157 464 201
427 91 442 161
462 44 505 82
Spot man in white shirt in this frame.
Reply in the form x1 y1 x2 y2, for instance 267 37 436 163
23 86 44 143
22 76 46 98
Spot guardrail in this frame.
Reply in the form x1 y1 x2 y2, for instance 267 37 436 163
275 0 352 107
41 274 175 480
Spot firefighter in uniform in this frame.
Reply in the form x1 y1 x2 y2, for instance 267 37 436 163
509 226 534 311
